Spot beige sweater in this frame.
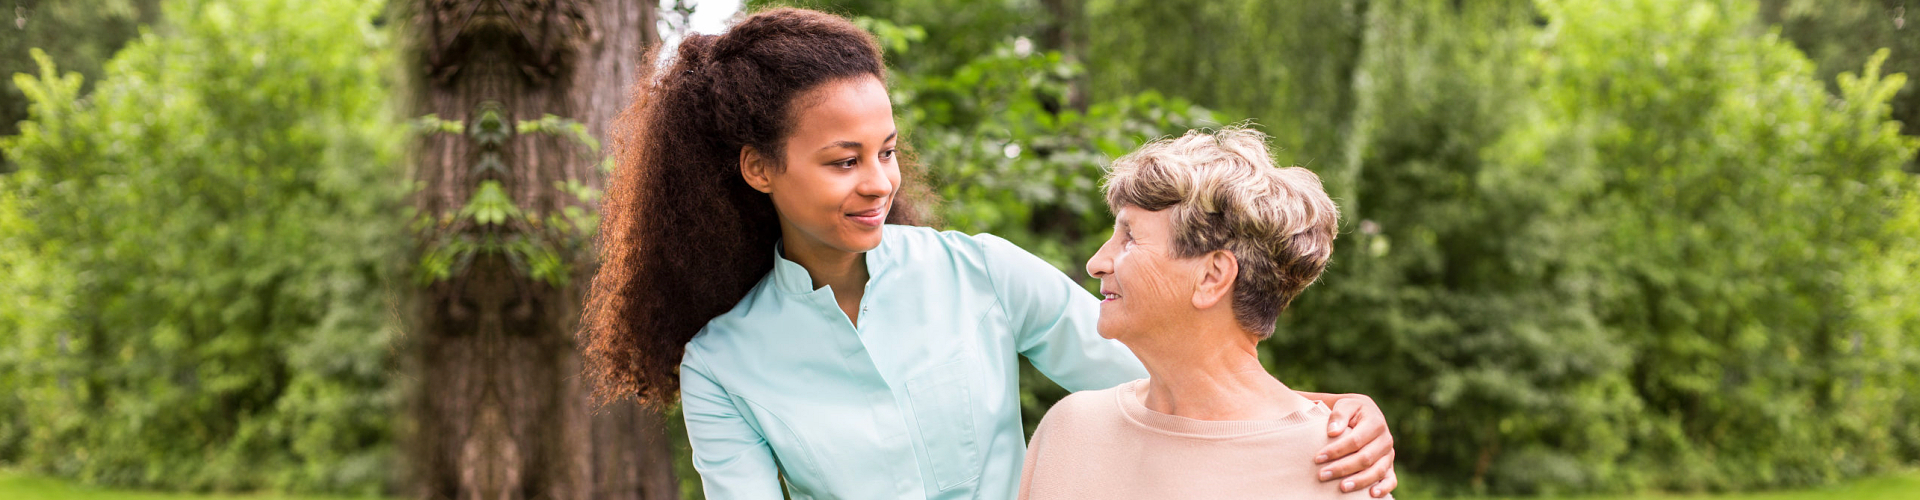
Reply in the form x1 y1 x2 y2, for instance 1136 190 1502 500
1019 379 1391 500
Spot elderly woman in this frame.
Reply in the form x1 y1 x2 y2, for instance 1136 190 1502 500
1019 127 1387 499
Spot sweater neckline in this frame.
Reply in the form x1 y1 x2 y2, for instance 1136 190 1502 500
1114 378 1330 439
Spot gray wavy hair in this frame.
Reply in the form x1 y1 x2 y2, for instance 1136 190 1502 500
1103 127 1340 338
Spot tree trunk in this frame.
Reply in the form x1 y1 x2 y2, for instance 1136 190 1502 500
401 1 673 499
1037 0 1087 111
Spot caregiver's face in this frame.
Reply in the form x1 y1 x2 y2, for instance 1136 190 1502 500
1086 206 1204 341
748 75 900 254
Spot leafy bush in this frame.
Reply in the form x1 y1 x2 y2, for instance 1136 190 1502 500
0 0 403 493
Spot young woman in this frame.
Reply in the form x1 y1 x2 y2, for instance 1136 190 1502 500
580 8 1399 500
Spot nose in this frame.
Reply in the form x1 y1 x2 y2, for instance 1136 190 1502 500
854 157 893 199
1086 237 1115 279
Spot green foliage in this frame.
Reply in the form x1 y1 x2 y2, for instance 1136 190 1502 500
867 17 1223 272
1509 1 1920 490
1760 0 1920 143
1217 0 1917 494
0 0 403 494
763 0 1052 77
1081 0 1367 185
0 0 162 173
1273 1 1643 495
0 467 395 500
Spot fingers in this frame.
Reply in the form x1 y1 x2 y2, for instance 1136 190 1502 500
1315 404 1386 465
1314 393 1399 495
1370 465 1399 497
1332 448 1394 494
1319 427 1395 488
1325 397 1363 437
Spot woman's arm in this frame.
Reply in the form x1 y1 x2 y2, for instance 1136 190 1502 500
681 351 785 499
1299 391 1399 497
976 234 1146 391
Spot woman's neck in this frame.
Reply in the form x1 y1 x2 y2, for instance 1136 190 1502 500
779 226 871 325
784 238 868 291
1130 327 1313 421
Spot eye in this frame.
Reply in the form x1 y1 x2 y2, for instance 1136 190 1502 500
830 158 857 169
879 148 897 161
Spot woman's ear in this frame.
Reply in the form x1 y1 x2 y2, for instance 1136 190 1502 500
740 146 775 194
1192 250 1239 310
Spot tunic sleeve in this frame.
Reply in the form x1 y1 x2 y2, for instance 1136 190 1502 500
974 233 1146 392
681 349 786 499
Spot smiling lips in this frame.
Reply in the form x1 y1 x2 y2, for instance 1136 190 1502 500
846 207 886 228
1101 288 1121 303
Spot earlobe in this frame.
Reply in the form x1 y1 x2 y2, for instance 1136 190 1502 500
739 146 774 194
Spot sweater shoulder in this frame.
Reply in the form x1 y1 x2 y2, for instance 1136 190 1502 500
1032 381 1135 438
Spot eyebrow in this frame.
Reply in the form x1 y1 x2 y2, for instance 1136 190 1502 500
817 131 899 152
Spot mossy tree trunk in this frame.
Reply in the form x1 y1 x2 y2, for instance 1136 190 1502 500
402 1 675 499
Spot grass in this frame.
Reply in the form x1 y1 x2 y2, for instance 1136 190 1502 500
0 469 392 500
1 468 1914 500
1480 470 1920 500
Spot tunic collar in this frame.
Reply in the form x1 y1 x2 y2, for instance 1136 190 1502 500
770 226 890 296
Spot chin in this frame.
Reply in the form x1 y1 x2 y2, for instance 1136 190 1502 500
839 230 884 253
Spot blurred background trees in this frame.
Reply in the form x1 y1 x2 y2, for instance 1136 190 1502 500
1 0 1917 497
1 0 404 493
0 0 161 175
1762 0 1920 142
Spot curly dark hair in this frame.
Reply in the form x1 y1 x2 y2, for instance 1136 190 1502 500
580 7 936 405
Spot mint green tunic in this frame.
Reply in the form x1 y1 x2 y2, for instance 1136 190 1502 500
680 224 1146 499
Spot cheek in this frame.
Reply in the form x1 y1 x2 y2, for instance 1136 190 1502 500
770 172 841 216
1129 256 1184 305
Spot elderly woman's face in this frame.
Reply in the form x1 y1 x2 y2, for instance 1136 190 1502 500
1086 206 1206 341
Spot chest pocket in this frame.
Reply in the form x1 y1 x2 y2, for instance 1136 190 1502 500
906 358 981 490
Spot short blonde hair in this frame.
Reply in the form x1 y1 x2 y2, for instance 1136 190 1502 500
1103 127 1339 338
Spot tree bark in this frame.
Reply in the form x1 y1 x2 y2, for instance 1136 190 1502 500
401 1 672 499
1037 0 1087 111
